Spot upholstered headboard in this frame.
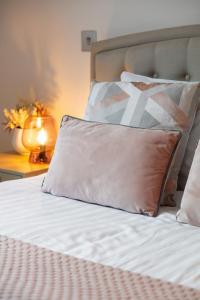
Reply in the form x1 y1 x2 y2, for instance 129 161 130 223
91 25 200 82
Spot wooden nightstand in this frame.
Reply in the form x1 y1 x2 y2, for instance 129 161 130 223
0 153 49 182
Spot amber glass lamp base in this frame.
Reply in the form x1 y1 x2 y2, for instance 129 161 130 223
29 150 52 164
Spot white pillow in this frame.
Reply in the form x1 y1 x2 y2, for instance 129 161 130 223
177 139 200 227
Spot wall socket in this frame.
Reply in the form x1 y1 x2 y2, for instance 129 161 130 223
81 30 97 52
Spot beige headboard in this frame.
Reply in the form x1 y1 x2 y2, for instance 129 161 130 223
91 25 200 82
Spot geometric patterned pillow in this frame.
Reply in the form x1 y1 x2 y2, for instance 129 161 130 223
120 71 200 192
178 106 200 190
85 81 199 206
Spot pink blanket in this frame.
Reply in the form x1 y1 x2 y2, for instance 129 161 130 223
0 235 199 300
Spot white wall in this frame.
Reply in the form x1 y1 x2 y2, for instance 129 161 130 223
0 0 200 151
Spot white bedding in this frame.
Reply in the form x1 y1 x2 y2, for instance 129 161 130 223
0 175 200 290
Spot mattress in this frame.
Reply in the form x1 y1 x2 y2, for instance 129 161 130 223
0 175 200 290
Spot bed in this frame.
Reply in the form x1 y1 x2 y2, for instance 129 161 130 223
1 25 200 300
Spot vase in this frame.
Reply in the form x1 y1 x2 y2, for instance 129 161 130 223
11 128 29 155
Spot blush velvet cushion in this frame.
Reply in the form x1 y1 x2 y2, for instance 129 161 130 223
177 140 200 227
42 116 181 217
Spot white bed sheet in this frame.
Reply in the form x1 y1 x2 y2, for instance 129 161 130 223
0 175 200 290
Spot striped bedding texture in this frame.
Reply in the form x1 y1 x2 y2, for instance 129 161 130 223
0 175 200 292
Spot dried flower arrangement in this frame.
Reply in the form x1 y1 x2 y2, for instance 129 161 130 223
3 101 49 132
31 101 49 117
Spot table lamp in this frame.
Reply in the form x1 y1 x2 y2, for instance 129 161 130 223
22 115 56 163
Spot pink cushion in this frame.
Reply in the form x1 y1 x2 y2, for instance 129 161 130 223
42 116 181 217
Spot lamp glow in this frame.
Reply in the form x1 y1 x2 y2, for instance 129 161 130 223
22 115 56 164
36 117 42 128
37 128 48 146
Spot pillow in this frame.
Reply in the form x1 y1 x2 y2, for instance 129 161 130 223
176 140 200 227
120 71 186 84
85 81 199 206
42 116 181 217
121 71 200 191
178 108 200 190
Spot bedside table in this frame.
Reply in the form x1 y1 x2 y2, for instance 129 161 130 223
0 153 49 182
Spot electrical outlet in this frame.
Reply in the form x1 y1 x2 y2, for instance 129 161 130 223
81 30 97 52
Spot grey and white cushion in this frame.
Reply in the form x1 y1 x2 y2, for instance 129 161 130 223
120 72 200 191
178 109 200 189
120 71 187 84
85 81 199 205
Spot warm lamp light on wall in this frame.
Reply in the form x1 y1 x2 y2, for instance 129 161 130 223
22 115 57 163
